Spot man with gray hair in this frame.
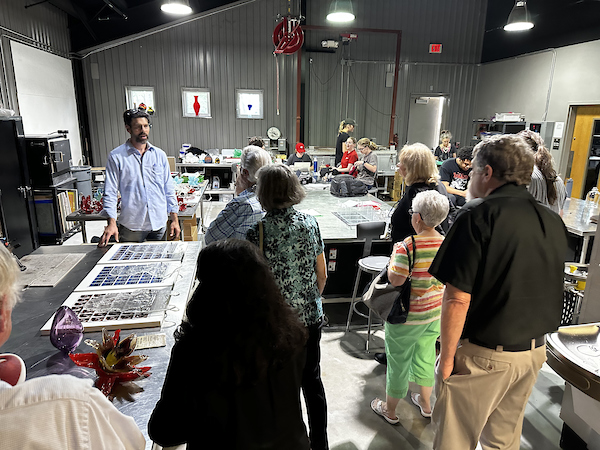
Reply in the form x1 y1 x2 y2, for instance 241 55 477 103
204 145 271 244
0 245 145 449
429 134 568 449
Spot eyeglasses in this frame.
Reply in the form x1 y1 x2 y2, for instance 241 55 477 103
408 208 419 216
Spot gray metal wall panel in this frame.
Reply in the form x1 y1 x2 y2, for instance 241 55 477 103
83 0 485 164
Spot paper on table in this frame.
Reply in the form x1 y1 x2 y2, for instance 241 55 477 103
298 209 322 217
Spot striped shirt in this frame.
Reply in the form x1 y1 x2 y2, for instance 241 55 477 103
389 235 445 325
527 165 567 214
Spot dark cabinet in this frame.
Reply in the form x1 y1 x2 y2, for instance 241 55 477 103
0 117 39 257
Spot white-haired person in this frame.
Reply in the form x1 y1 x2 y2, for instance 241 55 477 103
204 145 272 244
0 245 145 449
371 190 449 424
434 130 455 162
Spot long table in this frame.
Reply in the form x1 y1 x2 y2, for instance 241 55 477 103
298 184 392 242
3 243 201 449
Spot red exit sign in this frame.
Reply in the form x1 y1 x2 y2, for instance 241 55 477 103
429 43 442 54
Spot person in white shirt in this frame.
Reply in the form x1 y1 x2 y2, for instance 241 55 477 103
0 245 145 450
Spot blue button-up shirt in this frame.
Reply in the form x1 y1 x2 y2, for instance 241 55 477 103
103 140 177 231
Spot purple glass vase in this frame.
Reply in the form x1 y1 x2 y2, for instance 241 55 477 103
50 306 84 354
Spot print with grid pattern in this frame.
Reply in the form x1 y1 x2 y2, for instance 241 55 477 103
69 291 158 323
109 243 181 262
90 264 168 287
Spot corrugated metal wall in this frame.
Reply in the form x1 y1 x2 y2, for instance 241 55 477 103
304 0 486 149
0 0 70 110
82 0 487 165
83 0 298 165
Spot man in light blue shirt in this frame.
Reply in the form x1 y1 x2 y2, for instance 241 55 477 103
99 109 179 246
204 146 271 245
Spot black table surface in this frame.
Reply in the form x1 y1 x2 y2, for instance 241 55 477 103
3 243 200 449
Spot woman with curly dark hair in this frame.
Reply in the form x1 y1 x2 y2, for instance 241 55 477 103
149 239 309 450
518 129 567 214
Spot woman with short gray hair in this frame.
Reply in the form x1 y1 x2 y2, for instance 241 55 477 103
371 190 448 424
247 164 329 450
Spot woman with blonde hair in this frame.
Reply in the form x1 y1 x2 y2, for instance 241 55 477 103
335 118 356 166
391 143 449 244
434 130 454 161
354 138 378 188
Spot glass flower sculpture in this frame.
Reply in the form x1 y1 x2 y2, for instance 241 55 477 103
70 329 151 396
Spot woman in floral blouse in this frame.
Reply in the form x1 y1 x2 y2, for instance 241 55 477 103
247 164 329 450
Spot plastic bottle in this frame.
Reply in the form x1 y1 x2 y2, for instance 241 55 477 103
313 157 318 173
180 143 191 160
587 187 600 210
565 178 574 198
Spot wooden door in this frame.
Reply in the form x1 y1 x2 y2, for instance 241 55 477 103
570 105 600 199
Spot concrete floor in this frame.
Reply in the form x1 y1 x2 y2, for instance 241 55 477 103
61 205 567 450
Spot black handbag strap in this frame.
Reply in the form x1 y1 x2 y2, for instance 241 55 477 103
402 236 417 278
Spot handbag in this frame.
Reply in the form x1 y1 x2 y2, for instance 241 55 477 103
362 236 416 324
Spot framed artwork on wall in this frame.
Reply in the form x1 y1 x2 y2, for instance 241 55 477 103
125 86 155 112
182 88 211 118
236 89 263 119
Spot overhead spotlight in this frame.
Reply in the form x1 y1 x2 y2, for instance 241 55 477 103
326 0 355 23
504 1 534 31
161 0 192 15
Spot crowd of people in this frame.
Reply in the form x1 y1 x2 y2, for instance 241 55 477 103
0 109 571 450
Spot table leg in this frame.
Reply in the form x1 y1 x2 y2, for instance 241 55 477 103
199 195 205 232
79 221 87 244
579 236 590 264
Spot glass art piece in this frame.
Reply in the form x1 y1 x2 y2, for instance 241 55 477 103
50 306 84 354
70 328 151 397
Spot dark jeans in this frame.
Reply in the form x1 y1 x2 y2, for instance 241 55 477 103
118 224 166 243
303 319 329 450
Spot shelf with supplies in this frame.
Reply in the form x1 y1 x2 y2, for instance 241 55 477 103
471 120 527 145
176 162 236 201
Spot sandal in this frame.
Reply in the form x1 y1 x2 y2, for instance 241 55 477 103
370 398 400 425
410 392 432 418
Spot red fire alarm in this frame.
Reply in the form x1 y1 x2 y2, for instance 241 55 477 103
429 43 442 54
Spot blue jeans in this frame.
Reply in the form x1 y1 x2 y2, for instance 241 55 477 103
118 224 166 243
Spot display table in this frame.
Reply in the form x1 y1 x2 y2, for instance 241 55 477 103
546 324 600 449
296 185 393 296
298 185 392 242
2 243 201 449
562 198 597 263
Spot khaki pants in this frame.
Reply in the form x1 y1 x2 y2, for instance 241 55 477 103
432 340 546 450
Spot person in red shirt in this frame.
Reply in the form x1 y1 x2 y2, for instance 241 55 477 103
336 137 358 176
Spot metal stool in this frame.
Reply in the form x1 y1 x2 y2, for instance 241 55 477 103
345 221 388 351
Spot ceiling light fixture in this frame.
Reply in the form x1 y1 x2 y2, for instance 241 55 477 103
504 1 534 31
326 0 355 23
161 0 192 15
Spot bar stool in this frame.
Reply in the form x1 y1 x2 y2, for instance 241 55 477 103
345 221 388 352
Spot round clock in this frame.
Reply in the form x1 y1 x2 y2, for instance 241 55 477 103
267 126 281 140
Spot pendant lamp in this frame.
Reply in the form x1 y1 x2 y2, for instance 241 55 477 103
326 0 355 23
504 1 534 31
161 0 192 15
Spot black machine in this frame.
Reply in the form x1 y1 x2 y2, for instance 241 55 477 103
25 133 78 245
0 117 39 257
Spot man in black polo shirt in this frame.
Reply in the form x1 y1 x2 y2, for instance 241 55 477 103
439 146 473 207
429 134 567 450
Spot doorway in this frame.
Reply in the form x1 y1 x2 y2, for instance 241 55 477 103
406 95 448 149
567 105 600 199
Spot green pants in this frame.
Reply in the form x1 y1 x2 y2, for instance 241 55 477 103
384 320 440 399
